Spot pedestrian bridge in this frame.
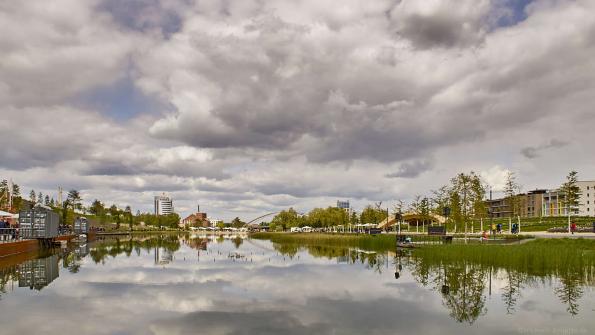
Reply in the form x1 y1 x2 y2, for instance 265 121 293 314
246 211 305 226
377 213 447 229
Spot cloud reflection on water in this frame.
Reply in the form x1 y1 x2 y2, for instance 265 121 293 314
0 235 593 335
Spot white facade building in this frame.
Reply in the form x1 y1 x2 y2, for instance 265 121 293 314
577 180 595 217
208 218 223 227
154 194 174 215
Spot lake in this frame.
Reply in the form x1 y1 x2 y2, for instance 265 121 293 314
0 234 593 334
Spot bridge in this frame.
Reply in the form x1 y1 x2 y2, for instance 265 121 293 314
245 211 305 226
377 212 446 229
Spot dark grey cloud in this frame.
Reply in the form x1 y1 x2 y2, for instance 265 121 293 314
385 160 433 178
388 0 489 49
395 13 483 49
98 0 187 37
521 139 568 159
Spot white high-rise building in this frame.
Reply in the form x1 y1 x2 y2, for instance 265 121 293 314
154 194 173 215
577 180 595 217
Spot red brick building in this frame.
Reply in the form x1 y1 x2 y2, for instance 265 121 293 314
181 212 209 227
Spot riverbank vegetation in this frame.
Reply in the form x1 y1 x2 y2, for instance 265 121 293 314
251 232 396 251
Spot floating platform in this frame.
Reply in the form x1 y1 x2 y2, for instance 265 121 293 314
0 235 77 258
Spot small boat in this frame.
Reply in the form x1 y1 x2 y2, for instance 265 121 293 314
397 242 417 249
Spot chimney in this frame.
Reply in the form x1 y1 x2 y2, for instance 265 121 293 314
197 204 200 213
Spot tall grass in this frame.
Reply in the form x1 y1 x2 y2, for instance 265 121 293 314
412 238 595 279
251 232 395 251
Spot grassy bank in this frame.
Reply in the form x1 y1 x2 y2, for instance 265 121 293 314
415 238 595 269
251 232 396 251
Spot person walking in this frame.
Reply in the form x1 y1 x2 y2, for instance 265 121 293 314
571 221 577 235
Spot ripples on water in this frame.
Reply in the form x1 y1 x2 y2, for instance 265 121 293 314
0 234 593 335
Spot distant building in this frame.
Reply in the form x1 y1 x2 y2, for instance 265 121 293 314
485 198 512 218
154 194 173 215
519 189 547 218
541 189 577 217
337 200 350 210
577 180 595 216
208 218 223 227
181 205 209 227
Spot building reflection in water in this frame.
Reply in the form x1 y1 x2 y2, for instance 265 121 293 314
154 247 174 265
18 254 59 291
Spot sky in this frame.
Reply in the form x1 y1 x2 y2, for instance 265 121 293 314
1 0 595 221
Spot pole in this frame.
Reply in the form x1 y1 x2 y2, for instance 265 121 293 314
480 218 483 233
509 217 512 234
518 216 521 234
387 207 389 231
489 188 493 235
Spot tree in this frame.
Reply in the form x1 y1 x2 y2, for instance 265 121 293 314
90 199 105 216
62 200 70 225
360 205 387 226
109 205 121 229
448 172 486 233
0 180 8 210
125 206 133 230
431 186 450 216
503 171 521 217
560 170 581 233
271 208 302 230
231 217 245 228
350 211 359 226
37 192 43 205
470 175 487 220
560 170 580 214
44 195 50 206
11 183 21 212
29 190 36 204
67 190 82 212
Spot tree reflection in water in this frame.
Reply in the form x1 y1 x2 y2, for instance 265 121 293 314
273 239 595 324
3 235 592 325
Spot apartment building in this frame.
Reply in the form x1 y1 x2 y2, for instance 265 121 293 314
154 194 174 215
577 180 595 216
519 189 547 218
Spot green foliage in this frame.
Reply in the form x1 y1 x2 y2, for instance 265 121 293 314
90 199 105 216
560 170 580 214
270 208 303 229
307 207 348 228
360 205 387 225
430 172 487 232
251 232 395 252
67 190 82 211
504 171 521 216
231 217 245 228
135 212 181 228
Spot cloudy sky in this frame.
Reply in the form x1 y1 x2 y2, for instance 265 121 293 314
1 0 594 221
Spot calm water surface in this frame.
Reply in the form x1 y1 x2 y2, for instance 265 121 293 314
0 234 593 334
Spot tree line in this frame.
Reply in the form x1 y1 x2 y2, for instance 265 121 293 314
268 170 582 231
